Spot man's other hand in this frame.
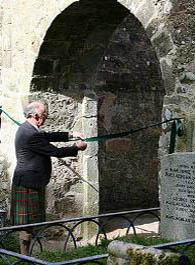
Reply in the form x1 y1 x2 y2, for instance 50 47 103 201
72 131 86 140
76 140 87 151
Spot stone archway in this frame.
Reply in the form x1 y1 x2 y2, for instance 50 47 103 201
1 0 194 234
29 0 165 220
30 0 130 220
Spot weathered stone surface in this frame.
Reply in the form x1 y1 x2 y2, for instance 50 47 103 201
0 157 10 212
106 139 132 153
160 152 195 240
107 240 179 265
0 0 194 240
152 31 174 58
160 57 175 95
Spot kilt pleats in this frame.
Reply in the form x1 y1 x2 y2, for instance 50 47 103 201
10 185 46 225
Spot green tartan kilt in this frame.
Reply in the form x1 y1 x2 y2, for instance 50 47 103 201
10 185 46 225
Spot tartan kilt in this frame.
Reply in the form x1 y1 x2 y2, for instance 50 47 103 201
10 185 46 225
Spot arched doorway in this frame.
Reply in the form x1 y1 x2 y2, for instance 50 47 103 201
30 0 165 219
96 14 165 212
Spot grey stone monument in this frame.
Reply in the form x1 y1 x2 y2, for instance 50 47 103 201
160 152 195 240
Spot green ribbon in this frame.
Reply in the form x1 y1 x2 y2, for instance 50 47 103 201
85 118 184 143
169 119 184 154
0 107 22 126
0 107 184 151
85 131 130 142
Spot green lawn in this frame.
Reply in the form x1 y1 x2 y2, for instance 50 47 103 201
1 234 195 264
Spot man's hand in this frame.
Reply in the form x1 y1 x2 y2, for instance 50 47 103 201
76 140 87 151
72 131 86 140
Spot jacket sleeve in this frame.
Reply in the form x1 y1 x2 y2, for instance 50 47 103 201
27 132 79 158
43 131 69 142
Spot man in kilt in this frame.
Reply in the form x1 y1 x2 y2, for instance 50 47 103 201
10 100 87 255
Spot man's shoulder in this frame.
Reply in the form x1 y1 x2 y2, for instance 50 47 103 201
17 121 38 137
19 121 36 130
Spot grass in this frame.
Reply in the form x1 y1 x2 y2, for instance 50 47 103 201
0 234 195 264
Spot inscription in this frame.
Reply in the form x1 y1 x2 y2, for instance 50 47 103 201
164 162 195 223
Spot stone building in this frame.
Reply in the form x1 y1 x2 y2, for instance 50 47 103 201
0 0 194 228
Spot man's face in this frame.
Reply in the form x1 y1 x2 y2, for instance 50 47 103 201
37 104 48 127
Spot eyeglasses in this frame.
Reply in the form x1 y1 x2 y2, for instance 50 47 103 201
39 112 48 119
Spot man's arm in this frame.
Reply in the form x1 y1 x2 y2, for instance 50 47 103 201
44 131 86 142
44 131 69 142
28 132 87 158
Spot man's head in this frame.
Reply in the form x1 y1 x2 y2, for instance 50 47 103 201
24 101 48 127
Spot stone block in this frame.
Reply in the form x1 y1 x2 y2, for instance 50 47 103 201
152 31 174 58
160 58 175 95
83 155 99 186
82 97 97 118
160 152 195 240
106 139 132 153
108 240 179 265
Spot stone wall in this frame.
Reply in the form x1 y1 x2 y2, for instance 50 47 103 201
0 0 79 215
96 13 164 211
0 0 194 236
0 155 10 211
29 0 164 212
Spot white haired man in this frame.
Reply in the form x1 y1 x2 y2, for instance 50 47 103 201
10 101 87 255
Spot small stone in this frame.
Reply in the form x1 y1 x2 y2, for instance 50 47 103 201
185 72 195 81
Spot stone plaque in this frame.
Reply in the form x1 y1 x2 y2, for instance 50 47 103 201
160 152 195 240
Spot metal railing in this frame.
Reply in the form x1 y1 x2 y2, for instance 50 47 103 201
0 207 194 264
0 207 160 264
153 239 195 265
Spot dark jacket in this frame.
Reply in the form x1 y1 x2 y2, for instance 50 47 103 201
12 121 79 189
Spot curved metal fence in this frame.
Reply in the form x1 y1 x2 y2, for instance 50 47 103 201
0 207 194 264
0 207 160 264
